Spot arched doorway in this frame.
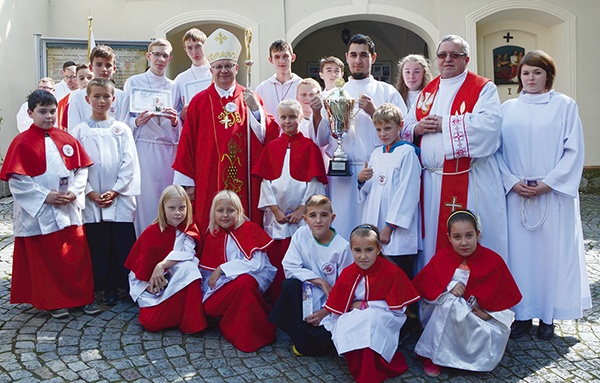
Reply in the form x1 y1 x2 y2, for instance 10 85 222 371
292 20 429 88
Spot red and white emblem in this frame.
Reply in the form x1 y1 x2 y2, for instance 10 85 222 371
62 144 74 157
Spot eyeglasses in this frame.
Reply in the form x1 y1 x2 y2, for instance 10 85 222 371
38 86 54 92
149 52 171 60
64 75 77 80
437 52 467 60
211 63 236 71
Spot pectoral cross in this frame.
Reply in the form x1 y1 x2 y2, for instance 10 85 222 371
220 113 231 128
445 196 463 212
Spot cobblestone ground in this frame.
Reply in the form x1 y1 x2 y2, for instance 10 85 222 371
0 195 599 382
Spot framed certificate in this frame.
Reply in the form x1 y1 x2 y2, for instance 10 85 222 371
184 78 212 105
130 87 172 114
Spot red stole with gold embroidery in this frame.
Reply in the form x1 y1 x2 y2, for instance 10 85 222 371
414 72 489 251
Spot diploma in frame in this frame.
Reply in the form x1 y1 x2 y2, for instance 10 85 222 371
130 87 172 115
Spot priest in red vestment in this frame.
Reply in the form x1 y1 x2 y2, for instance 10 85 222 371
173 28 279 234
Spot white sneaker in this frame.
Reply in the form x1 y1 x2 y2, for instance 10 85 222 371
83 302 101 315
50 308 69 319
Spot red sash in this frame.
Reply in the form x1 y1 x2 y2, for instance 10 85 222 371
414 72 489 251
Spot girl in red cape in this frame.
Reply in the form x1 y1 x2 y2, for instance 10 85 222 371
323 224 420 383
125 185 207 334
413 210 522 376
199 190 277 352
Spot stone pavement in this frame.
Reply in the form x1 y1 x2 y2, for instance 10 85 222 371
0 195 599 383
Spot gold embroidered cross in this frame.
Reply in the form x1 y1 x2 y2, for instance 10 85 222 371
215 32 228 44
220 112 231 128
445 196 463 212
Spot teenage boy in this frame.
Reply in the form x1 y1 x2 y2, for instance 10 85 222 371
67 45 130 131
319 56 344 92
54 60 79 101
255 39 302 122
124 38 182 236
174 28 212 120
16 78 56 132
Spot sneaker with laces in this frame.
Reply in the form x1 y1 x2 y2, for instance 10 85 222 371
50 308 69 319
83 302 102 315
291 345 304 357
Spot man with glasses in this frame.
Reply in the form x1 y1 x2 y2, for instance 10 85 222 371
173 28 279 233
16 77 56 132
124 38 182 236
402 34 507 270
54 61 78 101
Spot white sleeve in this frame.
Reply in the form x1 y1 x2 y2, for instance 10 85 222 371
282 230 321 281
385 150 421 228
8 174 49 218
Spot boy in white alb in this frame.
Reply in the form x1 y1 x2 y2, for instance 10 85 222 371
268 194 352 356
173 28 212 121
71 78 141 306
255 39 302 123
67 46 130 131
124 38 183 236
357 103 420 273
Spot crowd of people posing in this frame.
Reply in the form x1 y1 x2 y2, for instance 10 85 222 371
0 27 591 382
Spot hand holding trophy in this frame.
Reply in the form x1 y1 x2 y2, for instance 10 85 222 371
323 77 355 176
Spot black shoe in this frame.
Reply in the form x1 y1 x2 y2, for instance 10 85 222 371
537 321 554 340
103 290 118 306
510 319 532 339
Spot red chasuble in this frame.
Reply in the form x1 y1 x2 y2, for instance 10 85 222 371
251 131 328 184
125 222 202 281
173 84 280 234
412 244 522 312
0 125 93 180
325 256 420 315
199 221 273 271
414 72 489 251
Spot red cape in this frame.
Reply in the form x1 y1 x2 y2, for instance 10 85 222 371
412 245 522 312
0 125 93 181
125 222 202 282
251 131 328 184
199 221 273 271
325 256 420 315
172 83 280 233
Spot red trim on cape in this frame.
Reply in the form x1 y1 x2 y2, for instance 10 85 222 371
325 256 420 315
124 222 202 282
251 131 328 184
414 72 489 251
199 221 273 271
0 125 93 181
412 244 522 312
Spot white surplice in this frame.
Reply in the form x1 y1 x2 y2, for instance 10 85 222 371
498 90 592 323
323 279 406 363
258 147 325 240
358 143 421 255
415 268 513 372
67 88 130 131
314 76 407 238
254 73 303 123
70 118 140 223
129 229 202 308
402 70 507 269
200 235 276 302
123 71 183 236
10 138 87 236
282 225 352 312
173 64 212 105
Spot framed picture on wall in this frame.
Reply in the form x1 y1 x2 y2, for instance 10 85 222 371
372 61 392 84
493 45 525 85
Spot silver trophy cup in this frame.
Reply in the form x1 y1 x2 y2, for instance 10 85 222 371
323 79 354 176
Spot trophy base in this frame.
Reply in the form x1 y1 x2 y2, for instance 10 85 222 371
328 160 351 176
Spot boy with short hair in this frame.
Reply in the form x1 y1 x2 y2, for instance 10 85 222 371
58 63 94 130
54 60 79 101
255 39 302 122
252 99 328 300
124 38 182 237
357 103 420 276
68 45 130 131
173 28 212 120
70 78 141 307
1 89 96 319
296 78 329 173
319 56 344 92
268 194 352 356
